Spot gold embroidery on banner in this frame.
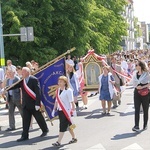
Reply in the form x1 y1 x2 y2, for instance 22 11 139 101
48 85 58 99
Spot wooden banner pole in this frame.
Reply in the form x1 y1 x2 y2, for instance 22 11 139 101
6 47 76 91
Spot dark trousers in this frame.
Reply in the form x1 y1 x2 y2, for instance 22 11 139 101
58 111 71 132
134 89 149 127
22 106 48 138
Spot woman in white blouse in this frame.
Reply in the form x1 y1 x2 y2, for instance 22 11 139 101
52 76 77 147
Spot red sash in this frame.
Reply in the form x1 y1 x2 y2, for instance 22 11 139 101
23 79 36 100
78 63 84 84
111 68 132 80
56 89 73 124
102 59 132 81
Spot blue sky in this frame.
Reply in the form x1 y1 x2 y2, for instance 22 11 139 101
134 0 150 23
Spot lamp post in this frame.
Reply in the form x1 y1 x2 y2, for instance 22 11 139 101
0 3 5 67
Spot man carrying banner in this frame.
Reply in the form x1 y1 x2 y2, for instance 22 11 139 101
51 76 77 147
110 57 125 108
7 67 49 142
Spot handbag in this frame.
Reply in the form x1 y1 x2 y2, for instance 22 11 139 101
138 88 149 96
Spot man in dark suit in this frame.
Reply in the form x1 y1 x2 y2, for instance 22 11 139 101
9 67 49 142
5 68 22 131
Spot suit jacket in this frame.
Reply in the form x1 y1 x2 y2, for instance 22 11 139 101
10 75 41 109
6 76 21 101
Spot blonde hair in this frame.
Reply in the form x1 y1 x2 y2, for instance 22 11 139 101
67 64 75 73
103 65 110 72
58 76 69 89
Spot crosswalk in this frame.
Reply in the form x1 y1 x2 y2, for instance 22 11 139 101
121 143 143 150
86 143 105 150
85 143 143 150
59 143 144 150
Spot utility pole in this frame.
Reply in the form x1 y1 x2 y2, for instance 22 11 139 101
0 3 5 67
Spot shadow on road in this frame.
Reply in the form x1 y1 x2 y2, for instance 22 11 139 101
77 111 92 117
84 109 115 119
0 128 40 138
126 102 134 105
41 143 72 150
111 131 141 140
0 135 58 148
112 110 134 117
0 127 23 138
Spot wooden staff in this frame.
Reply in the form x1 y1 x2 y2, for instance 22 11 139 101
6 47 76 91
33 47 75 75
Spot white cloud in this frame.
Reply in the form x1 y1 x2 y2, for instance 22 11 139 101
134 0 150 23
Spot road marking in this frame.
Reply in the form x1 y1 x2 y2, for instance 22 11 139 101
86 143 106 150
121 143 143 150
59 146 71 150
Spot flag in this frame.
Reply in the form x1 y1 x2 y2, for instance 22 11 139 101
35 58 66 120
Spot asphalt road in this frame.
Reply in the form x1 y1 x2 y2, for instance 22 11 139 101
0 86 150 150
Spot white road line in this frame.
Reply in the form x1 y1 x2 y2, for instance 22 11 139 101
121 143 143 150
59 146 71 150
86 143 106 150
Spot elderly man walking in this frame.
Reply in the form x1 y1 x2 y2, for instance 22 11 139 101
5 68 23 131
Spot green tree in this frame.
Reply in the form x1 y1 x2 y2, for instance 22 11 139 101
2 0 54 66
50 0 93 56
1 0 127 66
92 0 127 53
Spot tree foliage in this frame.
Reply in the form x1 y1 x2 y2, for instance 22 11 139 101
1 0 127 66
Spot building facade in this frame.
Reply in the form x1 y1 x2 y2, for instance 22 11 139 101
135 22 143 50
122 0 135 50
141 22 149 44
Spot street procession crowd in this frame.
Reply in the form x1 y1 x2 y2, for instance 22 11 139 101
0 49 150 147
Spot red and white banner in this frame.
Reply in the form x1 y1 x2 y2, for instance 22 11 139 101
23 79 36 100
82 49 106 61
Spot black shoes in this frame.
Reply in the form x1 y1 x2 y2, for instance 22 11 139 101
40 129 49 137
17 137 29 142
143 125 148 130
5 128 15 131
132 125 148 132
112 105 118 109
132 126 140 132
52 141 61 147
118 100 121 105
